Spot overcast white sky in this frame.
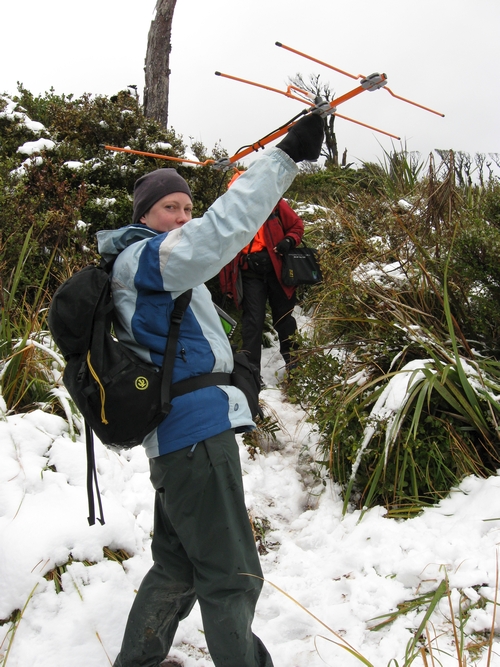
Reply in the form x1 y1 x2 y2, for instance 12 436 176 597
2 0 499 168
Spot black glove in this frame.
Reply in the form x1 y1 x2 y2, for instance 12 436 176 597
275 237 295 255
276 113 324 163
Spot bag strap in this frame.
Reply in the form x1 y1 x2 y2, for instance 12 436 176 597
161 291 261 411
241 206 279 262
170 370 262 421
240 235 256 265
170 372 231 398
160 289 193 413
85 421 105 526
271 205 306 249
85 259 115 527
163 293 235 400
164 295 261 415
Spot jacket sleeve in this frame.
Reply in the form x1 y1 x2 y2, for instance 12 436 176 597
276 199 304 247
136 148 298 296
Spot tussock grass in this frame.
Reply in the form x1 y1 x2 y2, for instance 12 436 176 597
42 547 132 594
287 150 500 513
244 564 500 667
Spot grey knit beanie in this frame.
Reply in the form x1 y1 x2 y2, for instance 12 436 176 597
132 169 192 224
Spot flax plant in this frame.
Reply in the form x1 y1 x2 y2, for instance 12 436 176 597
361 144 425 201
331 256 499 514
0 226 59 413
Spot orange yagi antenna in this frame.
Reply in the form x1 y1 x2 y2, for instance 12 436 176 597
103 43 444 167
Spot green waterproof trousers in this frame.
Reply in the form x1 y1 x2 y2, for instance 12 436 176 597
113 429 274 667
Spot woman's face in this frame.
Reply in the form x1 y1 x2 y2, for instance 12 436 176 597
140 192 193 232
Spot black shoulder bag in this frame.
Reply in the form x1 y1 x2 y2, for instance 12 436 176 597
281 240 323 286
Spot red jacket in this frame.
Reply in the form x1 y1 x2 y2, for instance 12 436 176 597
219 199 304 306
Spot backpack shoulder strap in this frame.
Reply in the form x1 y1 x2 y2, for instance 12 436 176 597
160 289 193 414
160 291 262 421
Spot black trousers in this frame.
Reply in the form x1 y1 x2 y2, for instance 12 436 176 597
241 268 297 370
113 430 273 667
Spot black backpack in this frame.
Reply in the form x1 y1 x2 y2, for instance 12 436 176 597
48 259 262 525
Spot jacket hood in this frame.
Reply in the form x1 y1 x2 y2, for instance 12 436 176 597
96 224 158 262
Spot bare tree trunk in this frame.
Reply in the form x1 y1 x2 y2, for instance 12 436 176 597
144 0 177 127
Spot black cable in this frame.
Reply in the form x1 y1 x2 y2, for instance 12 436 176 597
233 108 310 155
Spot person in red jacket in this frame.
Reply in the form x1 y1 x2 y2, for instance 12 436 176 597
220 173 304 372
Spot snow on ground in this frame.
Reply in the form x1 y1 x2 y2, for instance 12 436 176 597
1 322 500 667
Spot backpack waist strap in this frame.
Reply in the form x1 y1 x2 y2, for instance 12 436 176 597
169 365 262 422
170 372 232 399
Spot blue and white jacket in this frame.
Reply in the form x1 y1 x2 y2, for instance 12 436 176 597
96 148 298 458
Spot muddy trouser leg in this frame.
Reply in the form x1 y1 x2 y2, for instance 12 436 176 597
113 491 197 666
113 430 273 667
267 272 297 366
241 270 269 370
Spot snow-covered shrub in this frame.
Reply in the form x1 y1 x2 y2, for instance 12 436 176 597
0 86 227 298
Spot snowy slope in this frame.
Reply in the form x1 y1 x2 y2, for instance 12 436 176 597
1 330 500 667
